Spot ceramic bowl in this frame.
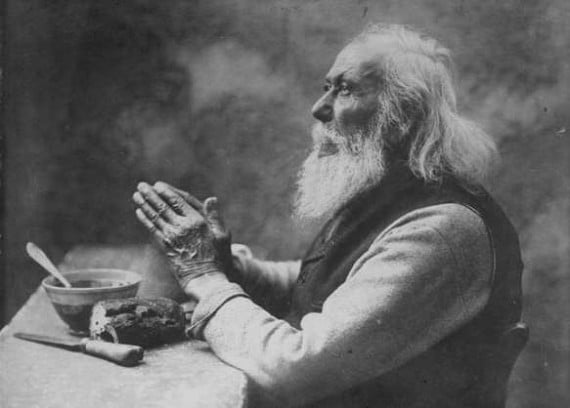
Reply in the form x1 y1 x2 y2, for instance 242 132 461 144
42 268 142 335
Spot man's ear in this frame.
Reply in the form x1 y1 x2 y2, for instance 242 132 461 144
381 102 422 160
400 97 426 136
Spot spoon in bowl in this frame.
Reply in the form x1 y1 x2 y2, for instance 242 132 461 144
26 242 72 288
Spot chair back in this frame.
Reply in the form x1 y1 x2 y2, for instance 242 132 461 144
479 322 529 408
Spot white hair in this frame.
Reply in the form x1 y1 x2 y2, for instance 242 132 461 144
352 24 498 185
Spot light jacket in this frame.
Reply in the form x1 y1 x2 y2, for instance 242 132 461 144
190 166 523 407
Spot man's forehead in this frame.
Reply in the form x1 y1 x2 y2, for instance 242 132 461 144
325 37 391 82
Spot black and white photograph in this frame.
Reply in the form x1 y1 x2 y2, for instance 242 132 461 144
1 1 568 407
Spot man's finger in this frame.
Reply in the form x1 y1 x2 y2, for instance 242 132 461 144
204 197 226 236
154 181 203 212
137 182 178 221
133 192 169 230
135 208 156 232
135 209 171 249
153 182 197 216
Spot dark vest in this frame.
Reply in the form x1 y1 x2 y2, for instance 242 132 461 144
285 167 523 408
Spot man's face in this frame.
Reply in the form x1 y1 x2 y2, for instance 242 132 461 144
294 40 389 222
310 40 385 154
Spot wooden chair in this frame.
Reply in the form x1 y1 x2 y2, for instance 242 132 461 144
479 322 529 408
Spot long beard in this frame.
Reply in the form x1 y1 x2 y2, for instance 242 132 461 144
294 117 387 223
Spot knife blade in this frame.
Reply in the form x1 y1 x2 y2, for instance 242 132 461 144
14 332 144 366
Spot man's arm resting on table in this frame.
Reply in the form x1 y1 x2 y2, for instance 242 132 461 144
186 204 493 407
230 249 301 314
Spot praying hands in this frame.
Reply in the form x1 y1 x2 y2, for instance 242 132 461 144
132 181 233 299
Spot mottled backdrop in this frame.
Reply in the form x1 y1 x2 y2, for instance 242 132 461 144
3 1 569 407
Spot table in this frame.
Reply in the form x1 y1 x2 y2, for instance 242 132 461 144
0 245 249 408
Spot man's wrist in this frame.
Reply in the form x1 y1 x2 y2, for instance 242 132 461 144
171 257 222 288
183 272 229 302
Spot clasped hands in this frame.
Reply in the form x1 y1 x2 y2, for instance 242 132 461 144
132 181 232 299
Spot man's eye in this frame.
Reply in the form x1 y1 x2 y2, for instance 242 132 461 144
338 83 351 96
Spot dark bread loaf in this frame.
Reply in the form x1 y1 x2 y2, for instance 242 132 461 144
90 297 185 348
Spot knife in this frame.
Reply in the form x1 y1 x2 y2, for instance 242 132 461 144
14 332 144 366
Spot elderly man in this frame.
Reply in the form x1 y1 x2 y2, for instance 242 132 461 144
132 24 523 407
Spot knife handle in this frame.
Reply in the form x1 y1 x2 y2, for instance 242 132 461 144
80 339 144 366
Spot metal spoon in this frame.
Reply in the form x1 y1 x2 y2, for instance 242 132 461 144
26 242 72 288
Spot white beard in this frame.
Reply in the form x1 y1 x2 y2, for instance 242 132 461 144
294 119 387 223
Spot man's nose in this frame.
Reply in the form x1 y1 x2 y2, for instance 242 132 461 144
311 94 333 123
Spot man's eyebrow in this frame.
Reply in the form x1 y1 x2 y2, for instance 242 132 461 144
324 72 346 84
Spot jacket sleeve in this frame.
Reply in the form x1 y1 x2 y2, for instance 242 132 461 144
231 251 301 315
190 203 493 406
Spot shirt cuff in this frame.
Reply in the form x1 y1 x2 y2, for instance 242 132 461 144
186 281 250 340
